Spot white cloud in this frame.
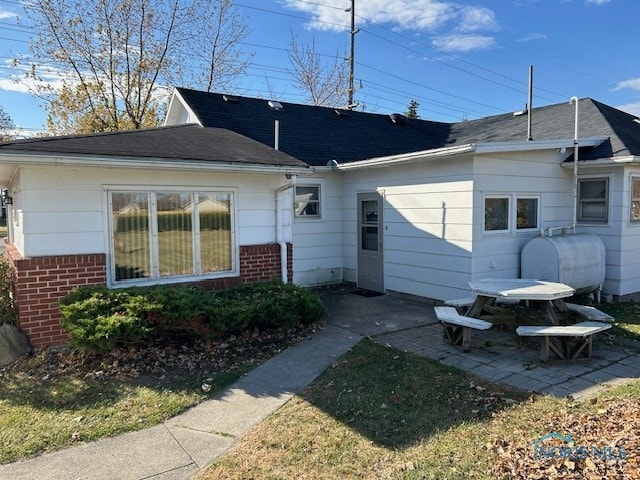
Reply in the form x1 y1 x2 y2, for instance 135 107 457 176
283 0 498 52
617 101 640 117
614 78 640 91
283 0 494 32
0 61 67 95
0 8 17 20
454 5 497 33
431 35 496 53
517 33 547 42
586 0 613 5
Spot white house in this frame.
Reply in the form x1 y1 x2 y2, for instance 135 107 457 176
1 88 639 348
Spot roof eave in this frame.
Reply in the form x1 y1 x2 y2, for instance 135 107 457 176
475 137 608 154
559 155 640 169
333 144 476 171
0 151 312 175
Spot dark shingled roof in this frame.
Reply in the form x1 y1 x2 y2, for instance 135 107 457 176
177 87 640 166
0 123 307 168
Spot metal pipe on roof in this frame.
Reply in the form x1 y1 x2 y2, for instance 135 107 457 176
274 120 280 151
527 66 533 141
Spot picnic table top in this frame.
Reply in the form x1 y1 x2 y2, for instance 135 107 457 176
468 278 575 301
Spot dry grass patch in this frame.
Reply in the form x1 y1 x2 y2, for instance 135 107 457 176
199 339 640 480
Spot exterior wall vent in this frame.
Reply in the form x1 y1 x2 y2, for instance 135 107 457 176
389 113 409 126
223 95 239 104
268 100 283 110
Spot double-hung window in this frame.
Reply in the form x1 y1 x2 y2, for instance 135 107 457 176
109 190 234 284
631 176 640 222
577 178 608 223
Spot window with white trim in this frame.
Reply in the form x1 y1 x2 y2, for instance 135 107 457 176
516 197 539 230
631 176 640 222
484 196 510 232
577 178 608 223
294 185 321 218
483 194 540 234
109 190 234 283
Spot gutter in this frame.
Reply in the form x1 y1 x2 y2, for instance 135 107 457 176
0 152 313 176
559 155 639 168
330 137 608 171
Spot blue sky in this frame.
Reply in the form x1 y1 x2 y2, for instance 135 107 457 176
0 0 639 133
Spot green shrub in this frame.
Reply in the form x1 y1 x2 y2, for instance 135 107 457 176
59 287 160 352
0 254 15 324
59 282 325 352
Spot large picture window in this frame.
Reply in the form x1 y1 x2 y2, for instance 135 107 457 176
632 177 640 222
110 190 234 283
578 178 608 223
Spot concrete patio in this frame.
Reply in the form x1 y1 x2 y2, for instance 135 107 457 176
320 286 640 400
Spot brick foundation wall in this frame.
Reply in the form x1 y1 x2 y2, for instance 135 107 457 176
5 244 107 350
5 242 293 350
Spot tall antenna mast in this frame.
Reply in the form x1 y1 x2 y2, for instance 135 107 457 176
346 0 358 109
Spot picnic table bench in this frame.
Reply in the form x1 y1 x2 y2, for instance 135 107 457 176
516 321 612 362
434 306 492 352
564 303 614 323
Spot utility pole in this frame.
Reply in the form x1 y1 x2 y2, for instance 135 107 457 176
346 0 358 109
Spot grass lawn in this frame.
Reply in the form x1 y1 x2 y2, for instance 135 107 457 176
0 328 313 464
600 301 640 339
200 339 640 480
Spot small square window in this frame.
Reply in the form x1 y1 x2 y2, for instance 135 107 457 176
484 197 509 232
294 185 320 218
631 177 640 222
517 198 538 229
578 178 608 223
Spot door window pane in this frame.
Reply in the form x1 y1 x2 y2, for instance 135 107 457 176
199 193 232 272
112 193 151 281
484 197 509 231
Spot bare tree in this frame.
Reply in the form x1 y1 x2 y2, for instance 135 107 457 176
20 0 252 134
0 106 14 140
189 0 252 93
287 33 348 108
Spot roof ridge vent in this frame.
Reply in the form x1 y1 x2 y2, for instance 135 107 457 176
268 100 283 110
223 95 239 104
389 113 409 126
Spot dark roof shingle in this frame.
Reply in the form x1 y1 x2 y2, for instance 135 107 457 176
0 123 307 168
177 87 640 165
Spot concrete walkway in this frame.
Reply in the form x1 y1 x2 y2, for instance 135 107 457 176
1 287 639 479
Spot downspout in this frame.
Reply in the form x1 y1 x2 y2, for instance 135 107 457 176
275 174 297 283
570 96 579 233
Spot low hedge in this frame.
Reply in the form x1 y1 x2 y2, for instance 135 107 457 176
59 281 324 352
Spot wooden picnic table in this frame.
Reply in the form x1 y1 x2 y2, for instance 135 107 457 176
467 278 575 325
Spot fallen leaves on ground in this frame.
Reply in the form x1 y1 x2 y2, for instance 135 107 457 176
491 398 640 479
0 324 321 388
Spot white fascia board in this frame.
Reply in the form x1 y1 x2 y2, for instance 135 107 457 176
559 155 639 169
162 89 202 127
333 144 475 171
0 152 313 176
474 137 608 154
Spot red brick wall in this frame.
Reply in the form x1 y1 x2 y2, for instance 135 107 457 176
239 243 293 284
5 242 293 349
5 244 107 350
